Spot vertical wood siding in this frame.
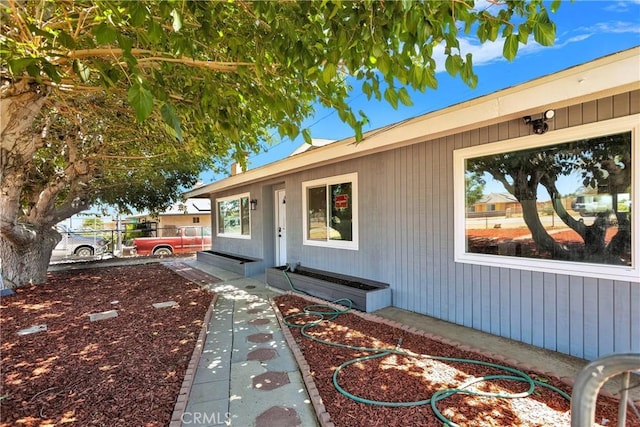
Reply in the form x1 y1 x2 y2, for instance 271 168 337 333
211 91 639 360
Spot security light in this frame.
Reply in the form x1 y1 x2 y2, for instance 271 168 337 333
523 109 555 135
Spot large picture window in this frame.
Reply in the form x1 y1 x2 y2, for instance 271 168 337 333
216 193 250 238
303 173 358 250
454 115 638 282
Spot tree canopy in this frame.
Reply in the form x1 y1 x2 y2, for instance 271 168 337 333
0 0 559 287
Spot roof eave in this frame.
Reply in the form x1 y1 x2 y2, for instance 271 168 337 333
185 47 640 199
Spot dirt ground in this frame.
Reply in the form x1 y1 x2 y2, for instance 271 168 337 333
274 293 638 427
0 264 213 427
1 262 636 427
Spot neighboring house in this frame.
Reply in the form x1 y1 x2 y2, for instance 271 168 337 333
471 193 520 216
289 138 336 156
185 48 639 361
127 198 211 236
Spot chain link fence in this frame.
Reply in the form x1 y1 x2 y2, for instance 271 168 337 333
50 225 212 264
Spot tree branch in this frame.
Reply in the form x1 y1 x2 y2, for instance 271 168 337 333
63 48 256 72
93 154 167 160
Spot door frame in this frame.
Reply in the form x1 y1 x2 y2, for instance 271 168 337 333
274 189 286 266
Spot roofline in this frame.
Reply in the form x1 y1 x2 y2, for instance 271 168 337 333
185 47 640 198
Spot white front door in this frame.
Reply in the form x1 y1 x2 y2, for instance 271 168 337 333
275 189 287 266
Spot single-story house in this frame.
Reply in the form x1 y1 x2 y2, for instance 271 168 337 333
471 192 520 215
126 198 211 236
185 47 639 361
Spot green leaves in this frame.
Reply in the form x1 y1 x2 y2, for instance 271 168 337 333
7 57 40 77
322 63 337 84
1 0 562 221
161 103 183 141
533 17 556 46
397 87 413 107
503 35 520 62
384 87 398 109
445 54 463 77
128 83 154 122
94 23 118 45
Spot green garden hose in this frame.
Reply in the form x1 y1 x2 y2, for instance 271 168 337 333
281 270 571 426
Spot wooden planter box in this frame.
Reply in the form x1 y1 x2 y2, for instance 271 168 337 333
266 266 391 313
197 250 264 277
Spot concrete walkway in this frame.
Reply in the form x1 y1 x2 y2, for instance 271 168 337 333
165 260 318 427
165 259 638 427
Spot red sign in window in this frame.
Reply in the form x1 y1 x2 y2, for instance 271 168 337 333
334 194 349 209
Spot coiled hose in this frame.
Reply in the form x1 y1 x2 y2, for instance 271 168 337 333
280 270 571 426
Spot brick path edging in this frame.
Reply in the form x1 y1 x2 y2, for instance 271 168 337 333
169 293 218 427
270 291 633 426
270 297 335 427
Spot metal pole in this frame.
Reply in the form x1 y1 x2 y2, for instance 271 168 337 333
617 371 630 427
116 214 122 256
571 353 640 427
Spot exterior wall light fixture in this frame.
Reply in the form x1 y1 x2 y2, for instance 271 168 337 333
523 109 555 135
250 199 258 210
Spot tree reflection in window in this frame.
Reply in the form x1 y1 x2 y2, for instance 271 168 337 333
306 182 352 242
465 132 632 266
217 195 250 236
307 186 327 240
330 182 352 241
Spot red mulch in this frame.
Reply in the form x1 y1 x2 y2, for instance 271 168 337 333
274 294 638 427
467 227 619 243
0 264 213 427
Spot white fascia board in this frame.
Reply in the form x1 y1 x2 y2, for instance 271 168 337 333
185 47 639 198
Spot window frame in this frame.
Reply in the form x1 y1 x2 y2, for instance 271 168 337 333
453 114 639 283
215 193 251 239
302 172 358 250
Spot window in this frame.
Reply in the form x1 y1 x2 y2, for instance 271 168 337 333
192 217 200 224
302 173 358 250
216 193 250 238
454 115 639 282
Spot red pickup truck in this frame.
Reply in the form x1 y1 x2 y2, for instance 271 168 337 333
132 227 212 256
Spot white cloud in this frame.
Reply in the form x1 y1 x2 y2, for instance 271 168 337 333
603 1 640 12
563 34 592 44
588 21 640 34
429 16 640 73
432 36 546 73
551 20 640 49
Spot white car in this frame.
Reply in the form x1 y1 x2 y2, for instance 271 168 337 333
53 225 107 257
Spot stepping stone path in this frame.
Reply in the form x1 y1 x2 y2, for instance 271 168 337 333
252 371 290 391
162 261 316 427
152 300 178 309
246 348 278 362
248 318 270 325
247 333 273 343
17 324 47 336
89 309 118 322
255 406 301 427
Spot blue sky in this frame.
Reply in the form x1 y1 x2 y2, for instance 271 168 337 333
71 1 639 225
202 0 640 184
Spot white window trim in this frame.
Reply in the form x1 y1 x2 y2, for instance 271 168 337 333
302 172 359 250
215 192 251 239
453 114 639 283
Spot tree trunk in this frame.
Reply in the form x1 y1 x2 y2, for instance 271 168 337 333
520 198 572 260
607 213 631 264
0 226 59 288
